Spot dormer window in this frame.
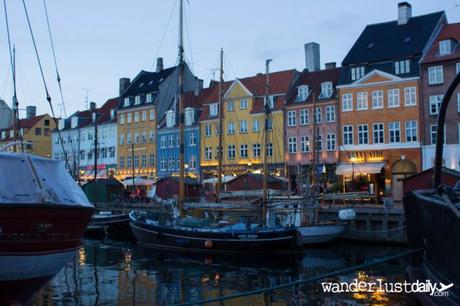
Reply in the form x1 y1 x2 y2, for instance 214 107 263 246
395 59 410 75
146 93 153 103
439 40 453 55
123 97 130 107
265 95 276 109
209 103 219 117
1 131 5 139
134 95 141 105
166 110 175 128
110 109 115 120
71 116 79 129
319 82 333 99
296 85 309 102
9 130 14 138
351 66 365 81
185 107 195 126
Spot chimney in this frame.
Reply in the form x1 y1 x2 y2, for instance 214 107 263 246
398 2 412 25
26 106 36 119
194 78 204 96
119 78 130 95
325 62 337 70
89 101 96 112
304 42 320 72
156 57 164 72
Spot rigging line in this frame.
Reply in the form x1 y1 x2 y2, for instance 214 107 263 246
183 1 194 74
151 0 178 71
3 0 24 151
43 0 77 171
22 0 70 169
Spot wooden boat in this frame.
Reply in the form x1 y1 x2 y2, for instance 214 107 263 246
86 211 131 238
298 224 345 244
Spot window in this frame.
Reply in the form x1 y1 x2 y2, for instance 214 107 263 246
227 122 235 135
266 118 273 131
296 85 309 102
146 93 153 103
357 92 368 110
300 136 309 152
134 96 141 105
205 124 212 136
166 110 175 127
169 135 175 148
210 103 219 116
265 95 276 109
127 113 132 123
439 40 452 55
342 93 353 111
288 137 297 153
343 125 353 145
266 143 273 157
168 157 174 170
119 133 125 145
404 87 416 106
428 66 443 85
405 121 417 142
149 154 155 166
389 122 401 143
430 125 437 145
388 88 400 108
325 106 335 122
189 156 196 170
141 154 147 167
372 90 383 109
44 128 50 136
141 111 147 121
300 109 309 125
119 114 125 124
394 59 410 75
239 120 248 133
205 147 212 160
141 131 147 143
160 136 167 149
149 109 155 120
457 63 460 74
119 156 125 168
373 123 384 144
316 135 323 151
314 107 322 123
35 128 41 135
429 95 443 115
227 101 234 112
189 132 196 146
287 111 296 126
358 124 369 144
109 147 115 158
326 133 336 151
134 132 139 144
123 97 130 107
240 99 248 109
126 133 131 144
160 157 167 170
253 143 261 157
457 92 460 113
240 144 248 158
227 145 236 159
127 156 131 168
320 82 333 99
252 119 260 132
149 130 155 143
351 66 365 81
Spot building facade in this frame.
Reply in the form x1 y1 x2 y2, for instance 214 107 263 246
0 99 12 130
420 22 460 171
52 99 118 181
337 3 446 196
200 70 296 178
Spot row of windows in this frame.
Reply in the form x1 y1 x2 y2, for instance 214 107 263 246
119 110 155 124
77 147 116 160
428 64 460 85
295 82 333 102
54 126 116 144
119 154 155 168
203 143 274 160
203 119 273 137
342 121 418 145
160 133 196 148
287 106 335 126
287 133 336 153
341 87 416 112
119 130 155 145
123 93 154 108
159 156 197 171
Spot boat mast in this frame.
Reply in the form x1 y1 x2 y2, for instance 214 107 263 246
217 48 224 201
178 0 185 215
11 46 18 153
311 92 317 196
262 59 272 224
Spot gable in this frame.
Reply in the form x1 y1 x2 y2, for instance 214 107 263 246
224 79 253 99
354 69 402 85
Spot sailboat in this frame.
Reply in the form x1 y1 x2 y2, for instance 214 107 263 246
129 0 299 254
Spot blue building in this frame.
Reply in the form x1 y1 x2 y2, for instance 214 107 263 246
156 91 202 180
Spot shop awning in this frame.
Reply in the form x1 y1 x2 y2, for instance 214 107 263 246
336 162 385 176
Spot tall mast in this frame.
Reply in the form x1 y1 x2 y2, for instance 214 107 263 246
178 0 185 215
311 92 317 195
12 46 17 152
262 59 272 224
216 48 224 201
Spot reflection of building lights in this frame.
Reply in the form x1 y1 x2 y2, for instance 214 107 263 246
78 247 86 266
124 250 132 272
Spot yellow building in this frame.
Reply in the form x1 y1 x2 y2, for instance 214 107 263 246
0 113 55 157
200 70 296 178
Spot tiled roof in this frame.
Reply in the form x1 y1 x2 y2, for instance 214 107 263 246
0 114 49 141
421 23 460 64
342 11 445 66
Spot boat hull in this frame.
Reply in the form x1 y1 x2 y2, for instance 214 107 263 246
129 213 300 254
298 225 345 244
86 212 132 239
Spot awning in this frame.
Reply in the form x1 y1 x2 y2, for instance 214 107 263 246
121 177 155 186
336 162 385 176
202 176 236 184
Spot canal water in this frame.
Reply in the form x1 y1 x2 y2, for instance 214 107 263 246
32 239 408 305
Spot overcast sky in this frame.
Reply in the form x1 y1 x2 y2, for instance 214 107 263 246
1 0 459 117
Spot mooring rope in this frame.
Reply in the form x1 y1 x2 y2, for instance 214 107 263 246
173 247 424 306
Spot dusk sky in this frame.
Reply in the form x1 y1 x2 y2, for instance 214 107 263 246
1 0 459 117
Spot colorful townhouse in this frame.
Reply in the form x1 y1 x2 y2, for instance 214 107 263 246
200 70 296 178
419 22 460 171
156 90 203 179
0 106 55 158
52 98 118 180
116 58 200 180
285 43 341 192
336 2 446 198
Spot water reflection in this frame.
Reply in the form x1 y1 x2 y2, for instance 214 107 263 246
32 239 408 305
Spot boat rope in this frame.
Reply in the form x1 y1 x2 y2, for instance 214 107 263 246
2 0 24 152
21 0 70 169
173 247 424 306
42 0 78 174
